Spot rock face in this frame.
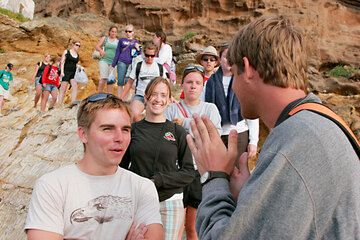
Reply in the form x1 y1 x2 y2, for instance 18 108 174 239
33 0 360 66
0 1 359 239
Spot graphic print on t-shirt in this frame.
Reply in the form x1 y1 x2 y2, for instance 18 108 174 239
70 195 133 224
164 132 176 142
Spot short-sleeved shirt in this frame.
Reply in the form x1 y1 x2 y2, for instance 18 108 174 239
25 165 162 239
0 70 13 90
129 61 167 97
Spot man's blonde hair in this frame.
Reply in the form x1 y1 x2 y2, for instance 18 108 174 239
77 94 131 129
227 16 307 90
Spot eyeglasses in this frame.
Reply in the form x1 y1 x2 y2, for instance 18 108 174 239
86 93 117 103
202 57 217 62
145 54 156 58
125 30 133 33
75 44 81 47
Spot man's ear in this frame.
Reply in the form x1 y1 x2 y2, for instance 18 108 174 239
77 127 88 144
243 57 254 80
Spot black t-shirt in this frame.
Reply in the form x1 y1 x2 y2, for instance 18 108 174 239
121 119 195 201
35 62 48 78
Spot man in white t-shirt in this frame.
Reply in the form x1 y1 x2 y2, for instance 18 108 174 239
120 42 167 122
25 93 163 240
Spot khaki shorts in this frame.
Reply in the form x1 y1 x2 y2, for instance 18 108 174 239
99 60 113 79
0 85 10 99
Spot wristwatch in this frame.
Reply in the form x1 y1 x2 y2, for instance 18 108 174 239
200 171 230 186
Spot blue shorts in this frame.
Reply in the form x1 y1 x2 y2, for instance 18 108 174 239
35 77 42 87
132 94 145 103
42 84 58 92
117 61 130 86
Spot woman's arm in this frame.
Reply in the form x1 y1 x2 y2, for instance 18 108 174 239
95 36 106 56
60 50 67 77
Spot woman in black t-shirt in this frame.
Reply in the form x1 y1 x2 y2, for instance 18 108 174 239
58 40 80 105
121 77 195 240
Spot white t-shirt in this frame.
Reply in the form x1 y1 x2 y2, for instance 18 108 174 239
156 43 172 66
129 61 167 97
25 165 162 240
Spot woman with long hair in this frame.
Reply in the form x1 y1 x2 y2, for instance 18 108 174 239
121 77 195 239
58 39 80 105
96 25 119 93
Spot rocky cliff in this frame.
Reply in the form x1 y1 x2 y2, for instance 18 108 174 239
0 0 359 239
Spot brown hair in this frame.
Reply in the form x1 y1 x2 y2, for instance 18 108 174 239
227 16 307 91
155 31 167 44
77 93 131 129
108 25 118 34
144 77 172 100
143 42 158 53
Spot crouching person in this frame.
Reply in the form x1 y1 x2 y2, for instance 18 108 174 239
24 93 164 240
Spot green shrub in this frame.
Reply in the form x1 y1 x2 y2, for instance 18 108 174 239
0 48 5 54
328 65 358 78
183 32 196 41
0 7 30 22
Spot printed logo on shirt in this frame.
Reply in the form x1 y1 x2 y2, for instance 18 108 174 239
164 132 176 142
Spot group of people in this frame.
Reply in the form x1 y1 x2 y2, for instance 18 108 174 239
21 15 360 240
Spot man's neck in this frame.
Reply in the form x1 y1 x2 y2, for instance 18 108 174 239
258 86 306 129
77 157 118 176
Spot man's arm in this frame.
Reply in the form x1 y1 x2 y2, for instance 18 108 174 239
27 229 62 240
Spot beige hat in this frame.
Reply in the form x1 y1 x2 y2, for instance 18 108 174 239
196 46 220 67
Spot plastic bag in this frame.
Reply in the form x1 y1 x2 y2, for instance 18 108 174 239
107 69 116 85
74 67 88 84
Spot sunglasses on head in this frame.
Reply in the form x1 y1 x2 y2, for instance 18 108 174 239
75 43 81 47
183 65 204 73
86 93 118 103
125 30 133 33
145 53 156 58
202 57 216 62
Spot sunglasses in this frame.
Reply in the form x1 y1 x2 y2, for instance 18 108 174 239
125 30 133 33
75 44 81 47
145 54 156 58
183 65 204 73
202 57 216 62
86 93 118 103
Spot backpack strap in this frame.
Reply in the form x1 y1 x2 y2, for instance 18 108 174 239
157 63 164 77
289 102 360 157
134 61 143 94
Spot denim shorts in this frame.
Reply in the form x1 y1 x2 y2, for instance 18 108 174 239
117 61 129 86
35 77 42 87
132 94 145 103
42 84 58 92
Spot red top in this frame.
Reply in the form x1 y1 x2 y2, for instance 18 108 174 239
41 65 60 87
180 75 209 99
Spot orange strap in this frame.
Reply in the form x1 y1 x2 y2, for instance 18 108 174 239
289 102 360 156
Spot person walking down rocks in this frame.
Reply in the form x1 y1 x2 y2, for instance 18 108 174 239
40 56 61 112
120 42 167 122
96 26 119 93
187 16 360 240
31 53 51 108
25 93 164 239
0 63 14 116
58 40 81 105
153 31 176 85
121 77 195 240
112 24 140 98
